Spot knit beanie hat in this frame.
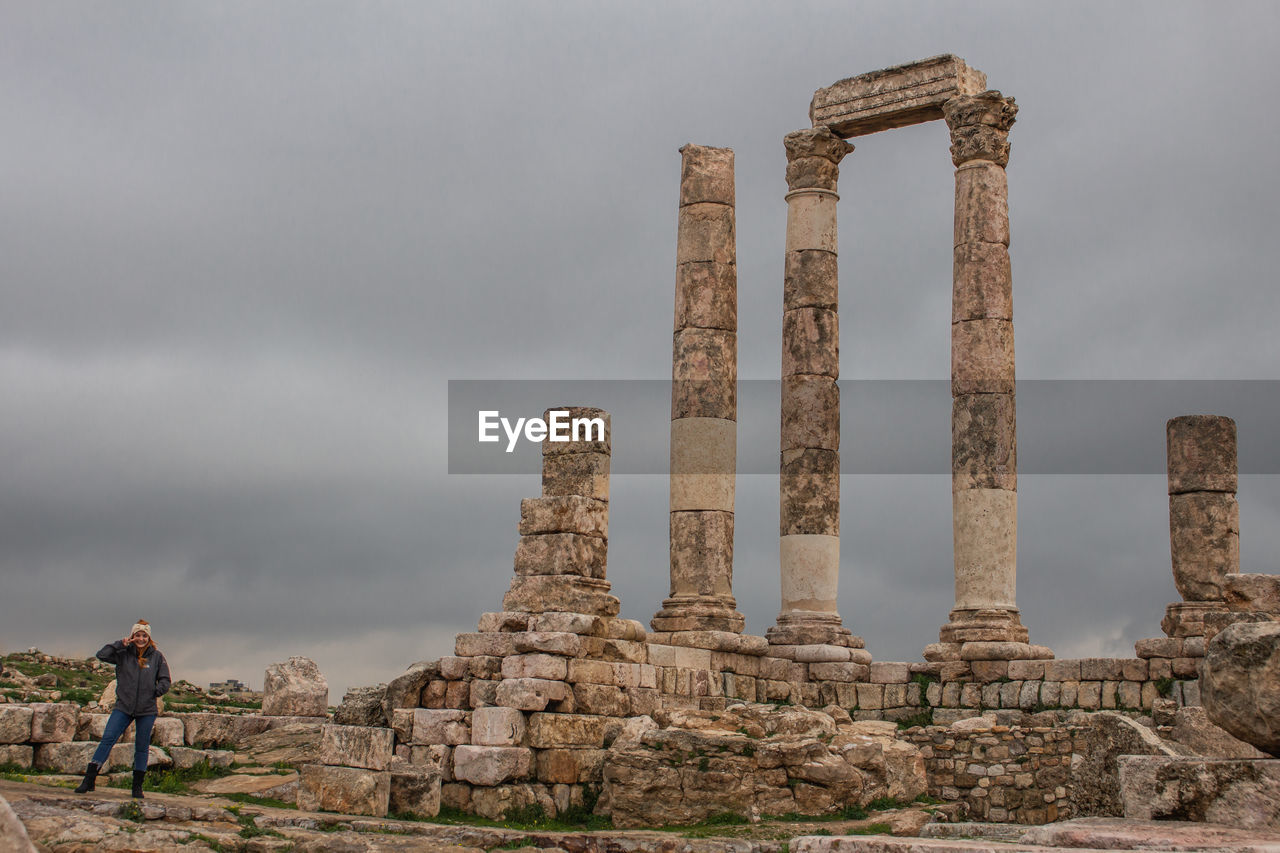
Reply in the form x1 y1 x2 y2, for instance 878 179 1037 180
131 621 152 638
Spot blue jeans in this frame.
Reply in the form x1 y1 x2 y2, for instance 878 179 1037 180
91 709 156 771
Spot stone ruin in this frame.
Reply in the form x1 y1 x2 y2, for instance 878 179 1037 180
280 55 1280 827
7 55 1276 836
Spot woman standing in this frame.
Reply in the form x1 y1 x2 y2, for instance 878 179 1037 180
74 620 172 798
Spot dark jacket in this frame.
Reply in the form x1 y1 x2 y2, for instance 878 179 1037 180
96 640 171 717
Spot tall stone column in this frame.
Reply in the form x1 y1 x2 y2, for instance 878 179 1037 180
930 91 1050 662
651 144 746 635
1162 415 1238 638
767 127 861 652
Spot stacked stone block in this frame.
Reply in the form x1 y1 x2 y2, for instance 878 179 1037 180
652 142 747 638
770 126 861 654
299 723 395 817
907 716 1075 824
1135 416 1240 666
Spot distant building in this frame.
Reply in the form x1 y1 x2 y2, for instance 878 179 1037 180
209 679 250 693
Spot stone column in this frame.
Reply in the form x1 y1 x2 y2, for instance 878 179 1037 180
1162 415 1238 638
767 127 860 651
929 91 1050 662
502 406 621 618
651 145 746 635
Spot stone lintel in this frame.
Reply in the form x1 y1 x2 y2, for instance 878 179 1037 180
810 54 987 138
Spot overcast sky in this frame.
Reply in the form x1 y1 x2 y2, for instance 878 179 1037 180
3 2 1280 701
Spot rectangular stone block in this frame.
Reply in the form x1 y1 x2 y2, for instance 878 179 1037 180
470 679 499 708
1060 681 1079 707
676 261 737 332
494 678 569 712
781 375 839 452
0 707 34 744
670 420 736 511
452 744 533 786
542 451 610 502
515 532 607 579
810 54 987 137
298 764 389 817
1118 681 1142 710
391 709 414 743
869 662 912 684
647 644 713 669
468 656 503 679
855 683 885 710
501 654 569 681
29 703 77 743
454 632 517 658
809 662 869 683
411 710 469 746
783 307 839 379
410 744 453 781
1081 658 1124 681
971 660 1009 682
519 496 608 539
471 708 527 747
566 659 620 686
503 575 620 618
536 748 607 784
526 713 609 749
151 717 185 747
1007 660 1044 680
1044 659 1081 682
629 688 661 717
0 744 32 768
321 724 395 771
573 683 629 717
1121 659 1149 681
509 631 583 657
390 763 442 818
1078 682 1102 710
1167 415 1238 495
954 161 1009 247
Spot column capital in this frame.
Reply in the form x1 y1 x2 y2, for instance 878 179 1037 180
943 90 1017 167
785 127 854 192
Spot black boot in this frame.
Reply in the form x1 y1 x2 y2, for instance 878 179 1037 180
131 769 146 799
74 762 99 794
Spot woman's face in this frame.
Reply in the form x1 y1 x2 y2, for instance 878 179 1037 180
130 630 149 646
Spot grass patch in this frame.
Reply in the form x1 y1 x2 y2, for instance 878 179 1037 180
119 800 146 823
1154 677 1175 698
221 791 299 810
850 822 893 835
105 758 236 795
397 796 612 832
895 707 934 730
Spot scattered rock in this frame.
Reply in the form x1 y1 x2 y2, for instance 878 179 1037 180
1201 621 1280 756
263 656 329 717
335 685 389 728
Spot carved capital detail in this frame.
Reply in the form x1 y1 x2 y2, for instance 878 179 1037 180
944 91 1017 167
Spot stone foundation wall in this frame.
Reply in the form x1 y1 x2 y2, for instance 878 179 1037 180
905 717 1076 824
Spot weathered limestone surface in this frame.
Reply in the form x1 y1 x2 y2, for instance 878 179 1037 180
319 723 395 771
390 760 442 818
1119 755 1280 827
0 793 36 853
28 703 76 743
1224 573 1280 613
262 656 329 717
1200 621 1280 756
773 126 856 652
1168 414 1238 494
298 763 390 817
810 54 987 137
601 704 925 827
0 707 33 744
655 143 745 637
938 87 1035 661
333 684 389 728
